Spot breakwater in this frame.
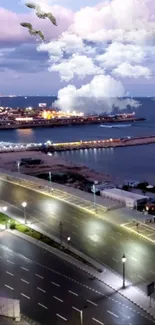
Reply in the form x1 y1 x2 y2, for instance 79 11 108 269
1 135 155 153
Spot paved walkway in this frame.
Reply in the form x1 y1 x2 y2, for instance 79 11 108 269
6 228 155 320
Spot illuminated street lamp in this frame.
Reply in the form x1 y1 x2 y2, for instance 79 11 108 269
22 202 27 224
122 253 126 289
92 180 98 213
67 236 71 249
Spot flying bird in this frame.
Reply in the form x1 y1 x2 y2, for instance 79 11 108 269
20 22 44 41
25 1 57 26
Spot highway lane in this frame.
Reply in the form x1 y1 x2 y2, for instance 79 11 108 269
0 230 154 325
1 180 155 292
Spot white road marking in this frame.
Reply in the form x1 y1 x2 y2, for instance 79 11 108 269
21 278 29 284
6 271 14 276
53 296 63 303
5 284 14 290
21 293 30 299
38 303 48 309
68 290 78 296
112 258 119 263
37 287 46 293
21 266 29 272
87 300 98 306
72 306 81 313
92 317 104 324
35 273 44 279
51 281 60 287
107 310 118 318
56 314 67 321
7 259 14 264
113 247 118 251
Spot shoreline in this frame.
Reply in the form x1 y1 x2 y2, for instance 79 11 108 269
0 151 117 187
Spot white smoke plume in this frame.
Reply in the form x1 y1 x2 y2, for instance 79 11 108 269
53 75 141 113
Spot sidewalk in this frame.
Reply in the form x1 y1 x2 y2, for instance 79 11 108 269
6 228 155 320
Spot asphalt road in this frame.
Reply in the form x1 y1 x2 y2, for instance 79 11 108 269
1 180 155 293
0 230 154 325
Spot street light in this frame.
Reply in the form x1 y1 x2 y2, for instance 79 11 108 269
122 253 126 289
67 236 71 249
22 202 27 224
93 180 98 213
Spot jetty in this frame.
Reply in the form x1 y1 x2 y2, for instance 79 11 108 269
0 135 155 153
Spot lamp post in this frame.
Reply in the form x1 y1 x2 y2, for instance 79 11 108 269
67 236 71 249
122 253 126 289
22 202 27 224
93 180 98 213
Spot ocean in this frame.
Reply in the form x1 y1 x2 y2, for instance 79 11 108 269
0 96 155 183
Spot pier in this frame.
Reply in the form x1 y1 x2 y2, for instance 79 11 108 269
1 135 155 153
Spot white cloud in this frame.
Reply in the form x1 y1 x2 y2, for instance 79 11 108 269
50 54 103 81
53 75 141 113
37 32 95 63
95 42 153 68
112 62 151 78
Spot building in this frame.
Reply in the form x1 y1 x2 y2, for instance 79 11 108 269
100 188 148 209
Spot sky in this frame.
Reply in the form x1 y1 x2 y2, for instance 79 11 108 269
1 0 155 111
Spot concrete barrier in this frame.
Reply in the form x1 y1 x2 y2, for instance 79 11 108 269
0 297 20 321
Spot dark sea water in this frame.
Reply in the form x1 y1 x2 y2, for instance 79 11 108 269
0 96 155 183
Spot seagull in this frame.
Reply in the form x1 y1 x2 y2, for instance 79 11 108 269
25 1 57 26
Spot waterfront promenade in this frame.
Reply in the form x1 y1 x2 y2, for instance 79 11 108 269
1 135 155 153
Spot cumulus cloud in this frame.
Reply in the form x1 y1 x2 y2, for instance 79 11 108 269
53 75 141 113
37 32 96 62
112 63 151 78
50 54 103 81
95 43 154 68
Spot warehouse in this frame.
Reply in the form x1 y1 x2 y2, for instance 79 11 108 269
100 188 148 209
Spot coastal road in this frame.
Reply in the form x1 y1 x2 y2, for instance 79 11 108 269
0 230 154 325
0 180 155 294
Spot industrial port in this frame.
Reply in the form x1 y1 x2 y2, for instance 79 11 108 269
0 104 145 129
